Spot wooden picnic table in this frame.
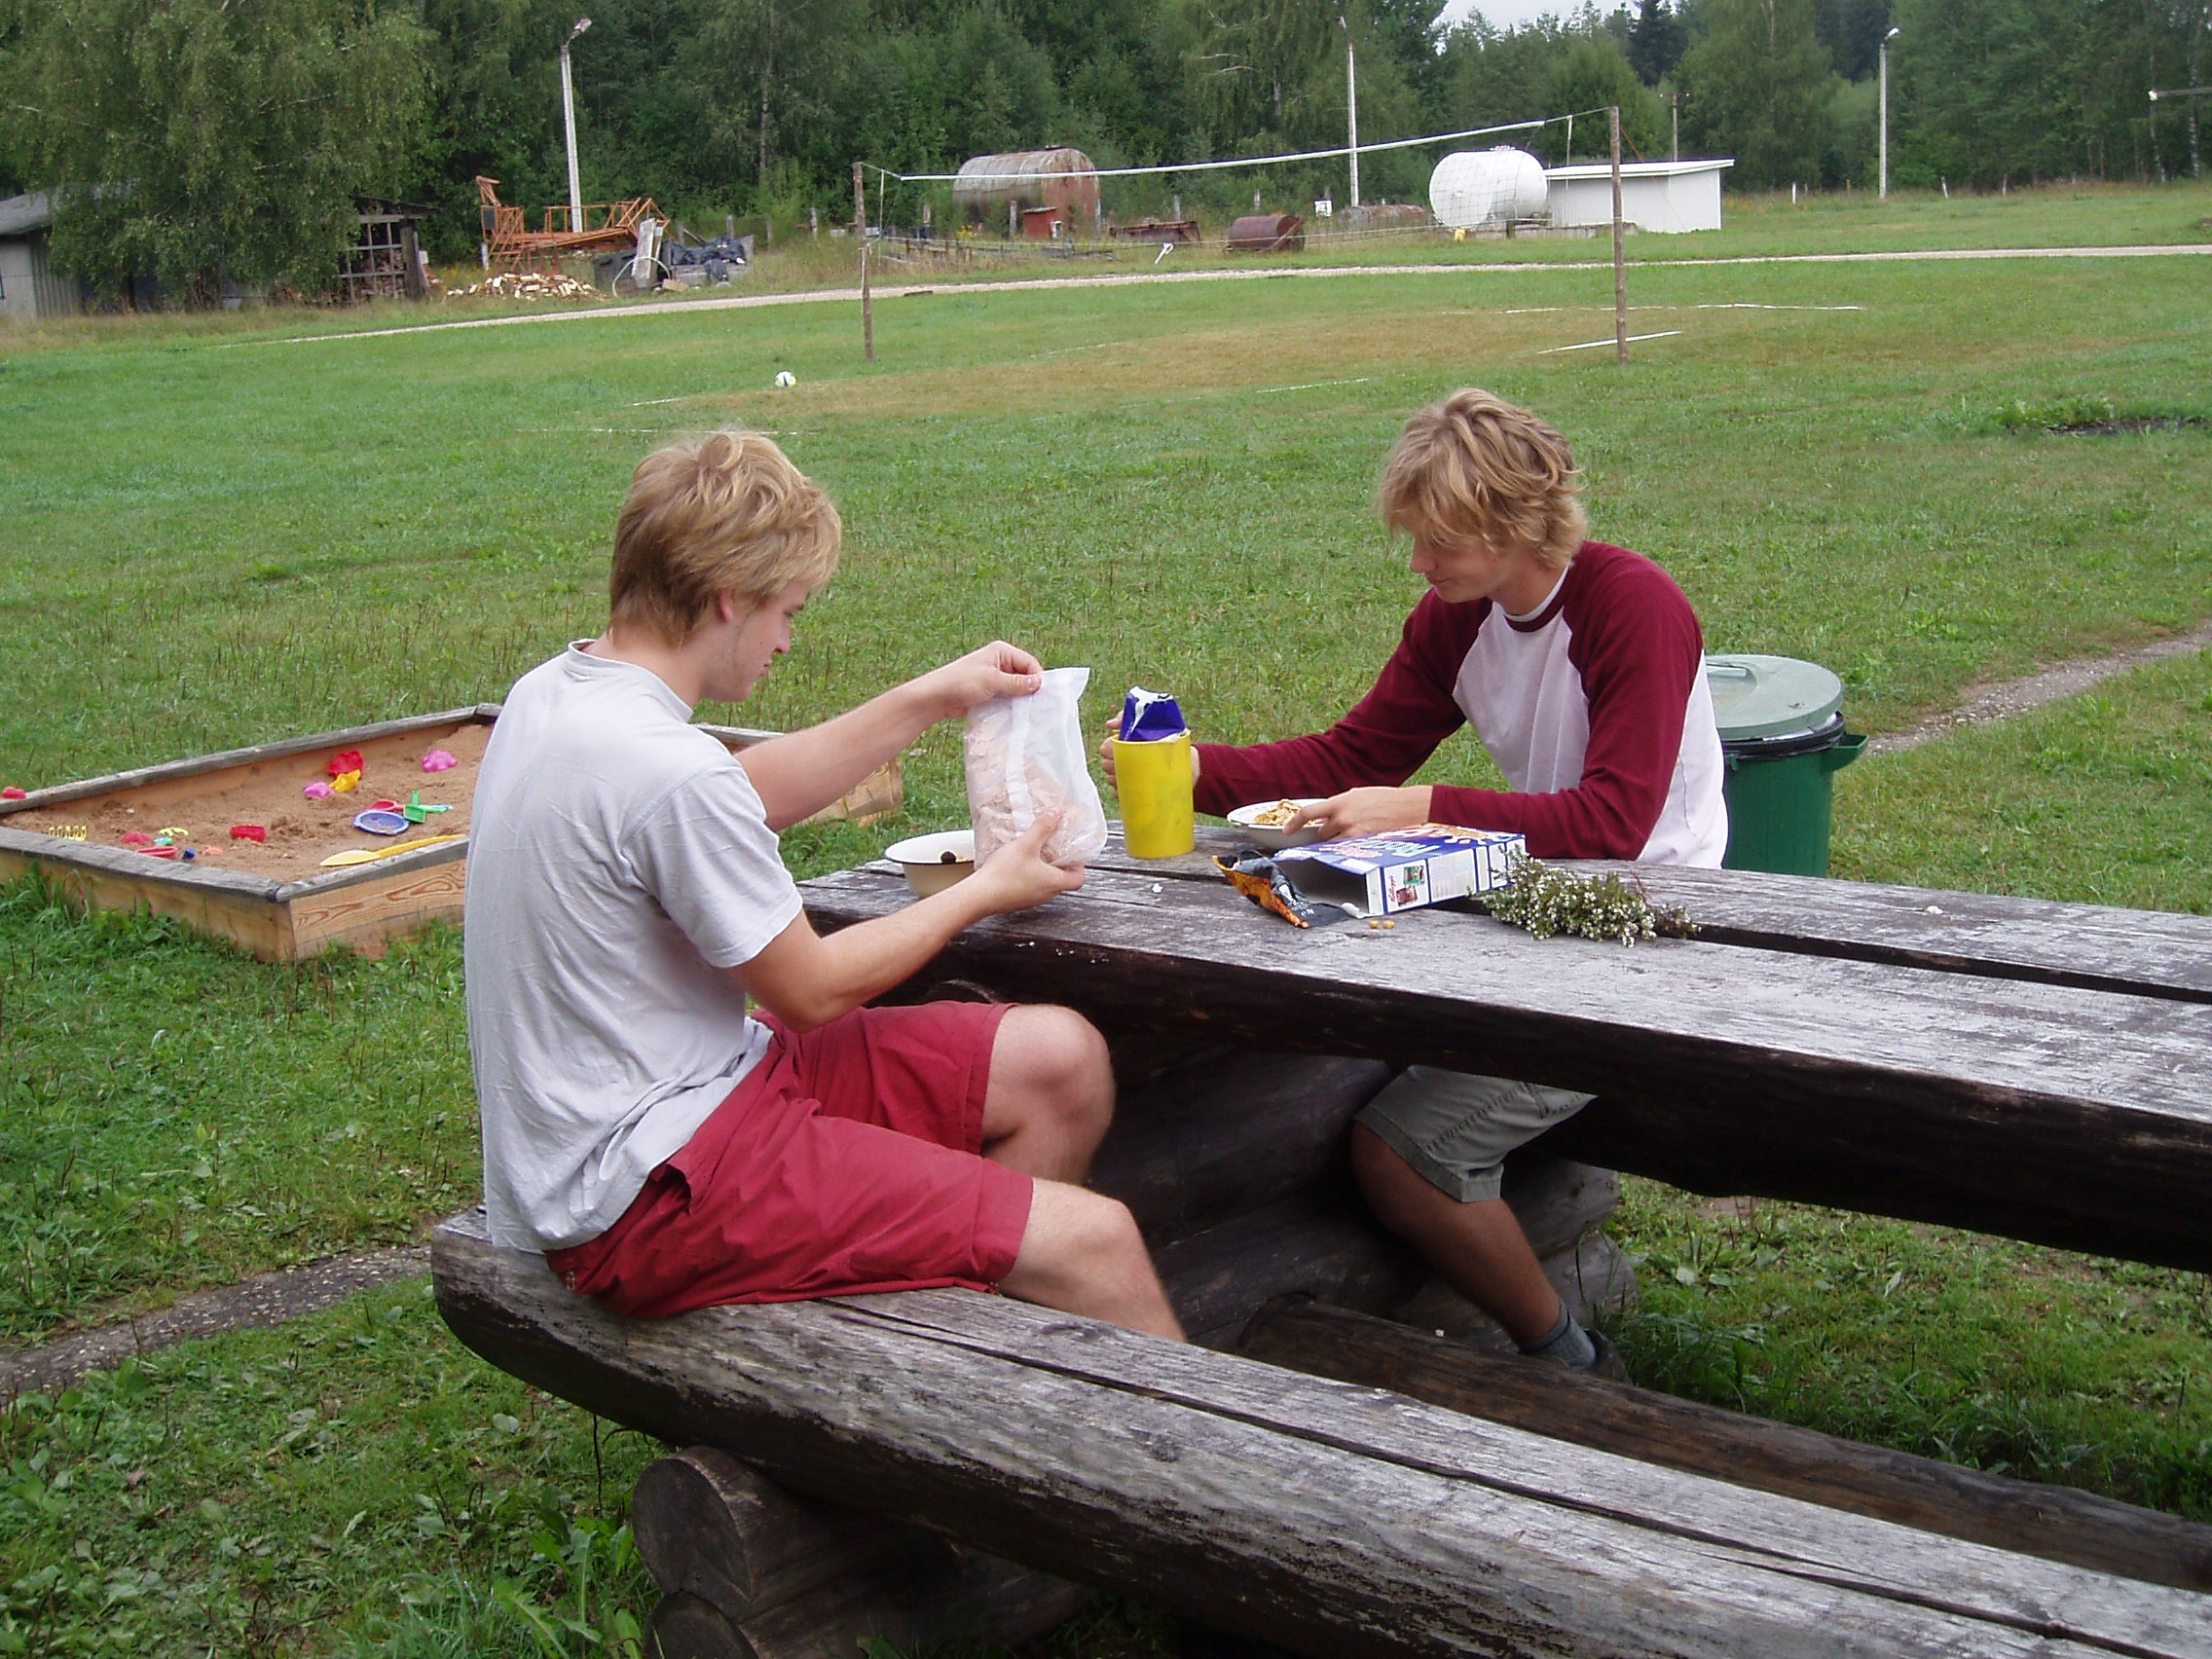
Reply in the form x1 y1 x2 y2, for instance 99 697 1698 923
801 827 2212 1275
440 828 2212 1659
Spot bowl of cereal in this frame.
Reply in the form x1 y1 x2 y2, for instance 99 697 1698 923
1226 798 1327 852
885 830 977 897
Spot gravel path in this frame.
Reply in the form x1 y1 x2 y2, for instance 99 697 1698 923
1869 620 2212 755
0 1246 429 1399
256 241 2212 346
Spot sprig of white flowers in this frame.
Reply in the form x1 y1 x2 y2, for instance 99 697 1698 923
1484 854 1696 946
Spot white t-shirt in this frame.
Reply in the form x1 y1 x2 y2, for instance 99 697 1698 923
465 645 802 1251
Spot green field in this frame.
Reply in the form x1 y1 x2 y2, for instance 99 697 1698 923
3 188 2209 1652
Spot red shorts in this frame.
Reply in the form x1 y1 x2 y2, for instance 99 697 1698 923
545 1001 1033 1318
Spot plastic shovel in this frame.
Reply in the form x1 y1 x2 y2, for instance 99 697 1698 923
319 833 465 868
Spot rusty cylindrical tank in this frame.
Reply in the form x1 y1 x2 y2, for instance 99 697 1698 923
1226 213 1306 253
953 149 1101 230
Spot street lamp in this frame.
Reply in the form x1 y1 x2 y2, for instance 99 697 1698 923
1879 25 1900 200
560 17 592 233
1339 15 1361 209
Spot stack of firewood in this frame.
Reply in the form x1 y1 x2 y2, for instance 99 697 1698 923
447 271 600 301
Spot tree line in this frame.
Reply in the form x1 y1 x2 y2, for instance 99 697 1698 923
0 0 2204 303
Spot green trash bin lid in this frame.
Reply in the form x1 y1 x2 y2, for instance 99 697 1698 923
1705 653 1845 742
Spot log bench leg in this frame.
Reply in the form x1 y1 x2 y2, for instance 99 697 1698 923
633 1447 1089 1659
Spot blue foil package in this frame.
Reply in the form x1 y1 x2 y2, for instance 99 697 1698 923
1121 686 1186 742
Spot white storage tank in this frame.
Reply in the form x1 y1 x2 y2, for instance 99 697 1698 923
1427 148 1549 230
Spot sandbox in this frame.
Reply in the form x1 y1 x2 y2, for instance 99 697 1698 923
0 707 900 961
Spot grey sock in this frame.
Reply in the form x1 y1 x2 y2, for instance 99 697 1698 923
1521 1303 1597 1370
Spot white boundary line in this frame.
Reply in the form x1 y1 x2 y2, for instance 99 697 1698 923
240 243 2212 348
1506 303 1865 313
1538 331 1682 353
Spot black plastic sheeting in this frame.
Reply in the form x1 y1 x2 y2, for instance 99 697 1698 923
664 234 754 281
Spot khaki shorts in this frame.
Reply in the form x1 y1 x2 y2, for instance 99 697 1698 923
1355 1065 1595 1202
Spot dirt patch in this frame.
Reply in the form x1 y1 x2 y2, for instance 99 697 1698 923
0 1245 430 1399
1871 619 2212 755
7 722 489 882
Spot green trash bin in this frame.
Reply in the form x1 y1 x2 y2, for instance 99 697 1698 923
1705 653 1866 876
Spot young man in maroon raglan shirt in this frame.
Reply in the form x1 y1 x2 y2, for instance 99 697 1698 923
1115 388 1726 1376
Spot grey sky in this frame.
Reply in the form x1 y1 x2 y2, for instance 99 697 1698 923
1437 0 1594 33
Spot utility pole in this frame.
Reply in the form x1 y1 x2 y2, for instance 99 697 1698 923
560 18 592 232
1341 15 1361 208
1879 25 1899 199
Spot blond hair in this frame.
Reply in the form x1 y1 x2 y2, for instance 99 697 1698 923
1376 389 1588 571
609 431 842 643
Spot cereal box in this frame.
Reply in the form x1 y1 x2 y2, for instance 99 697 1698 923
1272 824 1526 918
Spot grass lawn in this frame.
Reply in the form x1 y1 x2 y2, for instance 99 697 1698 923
1 185 2208 1651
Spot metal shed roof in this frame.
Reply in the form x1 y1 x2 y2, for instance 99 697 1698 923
1541 160 1734 182
0 192 56 238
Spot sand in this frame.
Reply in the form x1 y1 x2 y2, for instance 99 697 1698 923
8 720 492 884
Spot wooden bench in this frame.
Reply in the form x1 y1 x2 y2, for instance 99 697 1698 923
434 835 2212 1655
435 1207 2212 1659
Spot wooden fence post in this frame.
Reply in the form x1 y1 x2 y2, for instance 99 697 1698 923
1611 105 1628 364
853 161 873 362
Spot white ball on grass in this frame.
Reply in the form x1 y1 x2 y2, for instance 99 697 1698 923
773 370 796 387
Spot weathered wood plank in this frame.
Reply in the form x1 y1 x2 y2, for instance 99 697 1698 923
801 866 2212 1272
0 824 283 898
1067 826 2212 1003
1237 1297 2212 1594
1555 860 2212 1005
433 1209 2212 1659
0 829 291 958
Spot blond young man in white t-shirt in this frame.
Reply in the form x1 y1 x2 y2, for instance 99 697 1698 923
467 431 1180 1339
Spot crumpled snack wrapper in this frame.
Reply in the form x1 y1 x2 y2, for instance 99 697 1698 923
1215 850 1349 929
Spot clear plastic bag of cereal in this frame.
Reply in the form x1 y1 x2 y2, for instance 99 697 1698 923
964 666 1109 869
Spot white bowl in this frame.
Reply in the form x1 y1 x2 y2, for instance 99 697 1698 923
1226 798 1327 852
885 830 976 896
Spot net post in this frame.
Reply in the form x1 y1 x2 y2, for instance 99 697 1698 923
1610 107 1627 365
854 161 873 362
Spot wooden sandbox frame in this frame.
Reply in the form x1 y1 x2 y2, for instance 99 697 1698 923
0 706 902 961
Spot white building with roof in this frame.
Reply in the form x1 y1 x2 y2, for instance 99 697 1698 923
1544 160 1733 234
0 193 85 319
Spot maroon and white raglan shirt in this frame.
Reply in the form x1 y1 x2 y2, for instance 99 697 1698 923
1196 541 1727 867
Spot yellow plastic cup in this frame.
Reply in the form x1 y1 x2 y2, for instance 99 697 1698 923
1114 732 1195 859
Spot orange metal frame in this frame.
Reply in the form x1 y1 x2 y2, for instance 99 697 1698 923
476 176 658 269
